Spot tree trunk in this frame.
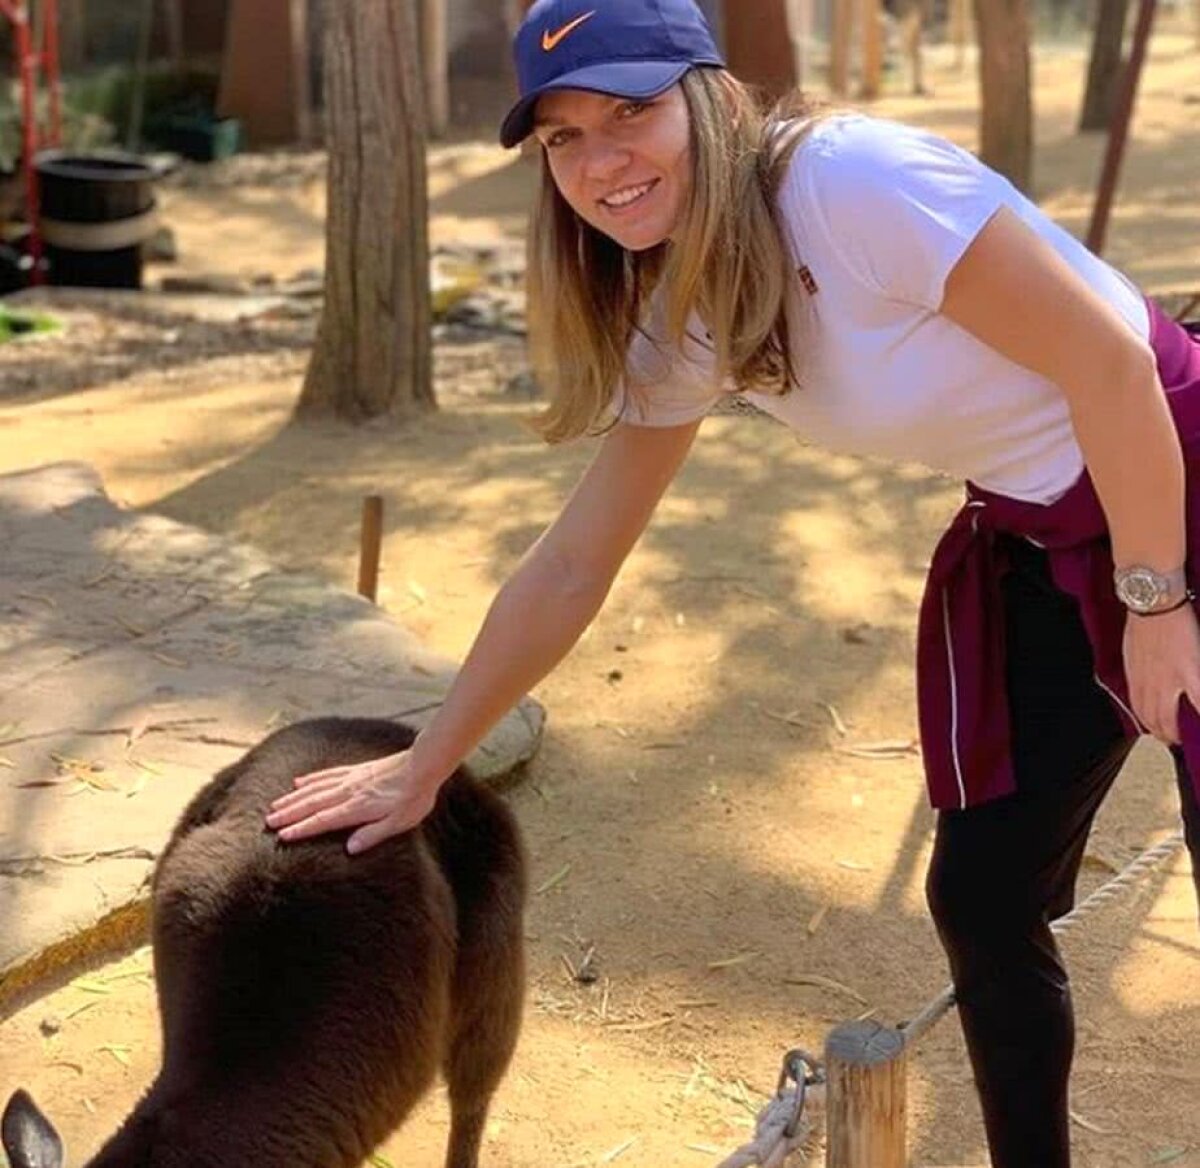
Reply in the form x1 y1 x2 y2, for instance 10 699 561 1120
724 0 797 102
1078 0 1129 131
296 0 434 422
973 0 1033 192
829 0 854 97
858 0 883 99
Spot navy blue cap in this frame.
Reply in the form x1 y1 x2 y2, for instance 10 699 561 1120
500 0 725 148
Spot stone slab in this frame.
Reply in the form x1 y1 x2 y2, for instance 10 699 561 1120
0 462 544 1016
6 286 292 324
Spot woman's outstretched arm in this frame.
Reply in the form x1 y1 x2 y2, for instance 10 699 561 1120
266 416 703 852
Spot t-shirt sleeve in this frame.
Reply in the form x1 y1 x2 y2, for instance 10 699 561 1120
802 118 1008 310
612 304 728 427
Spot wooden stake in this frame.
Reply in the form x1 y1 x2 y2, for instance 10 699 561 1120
420 0 449 138
358 495 384 602
824 1019 907 1168
288 0 313 145
165 0 184 67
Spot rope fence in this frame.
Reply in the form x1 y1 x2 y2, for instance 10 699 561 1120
714 829 1186 1167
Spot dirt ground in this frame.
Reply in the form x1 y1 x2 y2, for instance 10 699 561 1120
2 29 1200 1168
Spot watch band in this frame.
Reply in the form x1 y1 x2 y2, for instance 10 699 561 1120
1130 588 1198 617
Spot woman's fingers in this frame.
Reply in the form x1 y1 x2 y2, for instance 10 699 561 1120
292 764 354 789
277 799 382 843
267 780 359 829
261 749 434 853
269 774 348 814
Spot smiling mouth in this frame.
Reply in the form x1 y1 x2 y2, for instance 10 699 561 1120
598 179 658 211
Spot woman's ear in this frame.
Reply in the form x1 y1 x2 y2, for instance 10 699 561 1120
2 1090 65 1168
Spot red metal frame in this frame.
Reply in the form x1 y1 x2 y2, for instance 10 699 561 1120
1 0 62 283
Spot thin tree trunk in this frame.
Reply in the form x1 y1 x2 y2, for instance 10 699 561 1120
296 0 434 421
1078 0 1129 131
724 0 797 101
829 0 854 95
973 0 1033 192
858 0 883 98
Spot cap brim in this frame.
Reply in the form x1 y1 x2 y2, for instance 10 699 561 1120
499 60 693 149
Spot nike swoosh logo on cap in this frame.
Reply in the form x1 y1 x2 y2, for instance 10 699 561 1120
541 10 597 51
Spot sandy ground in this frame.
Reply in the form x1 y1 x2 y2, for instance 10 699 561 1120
2 28 1199 1168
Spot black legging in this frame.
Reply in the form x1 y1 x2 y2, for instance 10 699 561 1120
925 535 1200 1167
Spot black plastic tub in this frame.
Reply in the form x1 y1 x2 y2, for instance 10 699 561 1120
34 150 159 289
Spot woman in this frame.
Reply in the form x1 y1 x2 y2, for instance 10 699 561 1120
267 0 1200 1162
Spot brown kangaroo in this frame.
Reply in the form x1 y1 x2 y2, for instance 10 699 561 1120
2 717 527 1168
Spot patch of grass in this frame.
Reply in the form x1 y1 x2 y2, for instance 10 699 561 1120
0 306 61 344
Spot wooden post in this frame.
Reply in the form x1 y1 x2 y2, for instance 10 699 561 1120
358 495 384 602
859 0 883 98
288 0 313 145
55 0 86 73
420 0 449 139
824 1019 907 1167
164 0 184 67
829 0 853 96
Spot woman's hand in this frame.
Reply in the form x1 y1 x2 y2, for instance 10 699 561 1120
264 749 441 855
1124 602 1200 744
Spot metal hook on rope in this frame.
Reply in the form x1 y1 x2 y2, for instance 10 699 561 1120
714 1048 826 1168
777 1048 824 1139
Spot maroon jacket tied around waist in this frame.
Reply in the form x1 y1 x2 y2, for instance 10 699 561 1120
917 303 1200 810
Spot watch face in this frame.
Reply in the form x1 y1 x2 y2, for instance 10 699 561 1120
1117 568 1165 612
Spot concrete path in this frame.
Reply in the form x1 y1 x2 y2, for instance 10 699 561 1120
0 462 544 1017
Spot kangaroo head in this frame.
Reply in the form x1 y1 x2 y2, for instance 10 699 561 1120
2 1090 64 1168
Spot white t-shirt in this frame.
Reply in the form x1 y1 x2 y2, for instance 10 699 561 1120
615 114 1150 504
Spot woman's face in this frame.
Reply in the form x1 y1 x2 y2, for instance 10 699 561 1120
533 84 693 252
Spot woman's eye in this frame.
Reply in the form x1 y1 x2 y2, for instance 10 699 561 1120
544 130 571 149
619 101 649 119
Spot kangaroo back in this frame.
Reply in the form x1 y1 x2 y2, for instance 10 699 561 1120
58 716 526 1168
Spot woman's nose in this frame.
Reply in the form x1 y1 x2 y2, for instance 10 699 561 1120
581 140 632 183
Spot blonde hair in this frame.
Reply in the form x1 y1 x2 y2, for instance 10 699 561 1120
525 70 825 444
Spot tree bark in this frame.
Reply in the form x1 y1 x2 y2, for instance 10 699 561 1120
1078 0 1129 131
858 0 883 99
973 0 1033 192
296 0 434 422
829 0 854 97
724 0 797 102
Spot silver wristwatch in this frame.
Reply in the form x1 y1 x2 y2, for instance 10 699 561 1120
1113 564 1189 614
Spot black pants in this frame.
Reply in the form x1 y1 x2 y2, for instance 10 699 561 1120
925 535 1200 1168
